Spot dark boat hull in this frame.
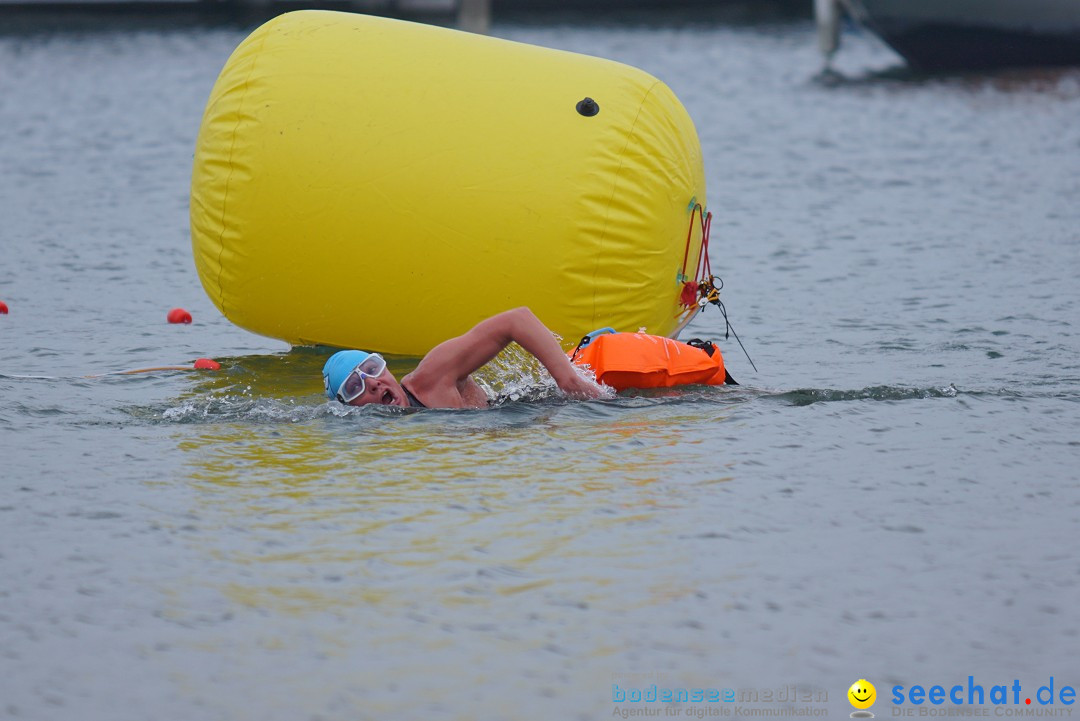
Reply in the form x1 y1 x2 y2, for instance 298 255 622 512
846 0 1080 71
867 19 1080 71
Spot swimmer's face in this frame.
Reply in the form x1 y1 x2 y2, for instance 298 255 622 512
344 368 408 407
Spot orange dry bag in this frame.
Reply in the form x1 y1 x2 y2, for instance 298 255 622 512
569 329 733 392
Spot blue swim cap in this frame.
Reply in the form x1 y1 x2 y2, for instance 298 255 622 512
323 350 371 401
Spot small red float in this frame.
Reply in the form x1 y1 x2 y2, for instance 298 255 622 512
167 308 192 324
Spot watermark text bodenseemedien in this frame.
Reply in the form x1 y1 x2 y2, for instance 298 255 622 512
612 683 827 704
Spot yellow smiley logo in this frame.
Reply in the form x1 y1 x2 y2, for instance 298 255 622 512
848 679 876 709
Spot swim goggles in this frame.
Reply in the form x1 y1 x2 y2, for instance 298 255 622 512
334 354 388 403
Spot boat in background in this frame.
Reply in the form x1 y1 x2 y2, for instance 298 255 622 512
817 0 1080 71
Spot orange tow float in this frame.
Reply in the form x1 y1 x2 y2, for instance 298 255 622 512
570 329 732 392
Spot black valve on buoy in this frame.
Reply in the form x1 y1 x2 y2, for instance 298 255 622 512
576 97 600 117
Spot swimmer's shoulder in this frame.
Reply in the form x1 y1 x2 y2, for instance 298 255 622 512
402 371 488 409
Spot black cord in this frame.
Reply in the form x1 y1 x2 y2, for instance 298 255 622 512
713 298 758 373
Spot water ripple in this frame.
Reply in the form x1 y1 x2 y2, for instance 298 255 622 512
770 384 959 405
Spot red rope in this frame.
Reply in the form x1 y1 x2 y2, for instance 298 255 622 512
679 204 713 307
697 209 713 281
679 204 704 280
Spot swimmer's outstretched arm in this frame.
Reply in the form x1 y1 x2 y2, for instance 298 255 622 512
412 307 603 399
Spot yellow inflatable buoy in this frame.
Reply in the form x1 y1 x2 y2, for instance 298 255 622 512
190 10 707 355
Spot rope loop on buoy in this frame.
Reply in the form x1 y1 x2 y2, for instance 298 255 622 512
672 204 757 373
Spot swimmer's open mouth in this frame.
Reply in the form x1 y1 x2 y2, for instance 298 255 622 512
381 389 394 405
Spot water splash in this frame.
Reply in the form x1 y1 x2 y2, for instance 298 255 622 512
471 342 615 404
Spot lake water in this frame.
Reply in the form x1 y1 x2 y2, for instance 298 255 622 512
1 9 1079 721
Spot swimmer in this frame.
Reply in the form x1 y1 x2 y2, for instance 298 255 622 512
323 307 605 409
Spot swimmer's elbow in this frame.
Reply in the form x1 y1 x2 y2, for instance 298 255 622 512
505 306 540 334
506 306 534 319
471 307 541 348
489 306 530 332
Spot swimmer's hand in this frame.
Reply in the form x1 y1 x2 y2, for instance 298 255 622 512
555 370 605 400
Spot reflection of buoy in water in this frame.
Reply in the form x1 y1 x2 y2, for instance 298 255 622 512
167 308 192 324
191 10 708 356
